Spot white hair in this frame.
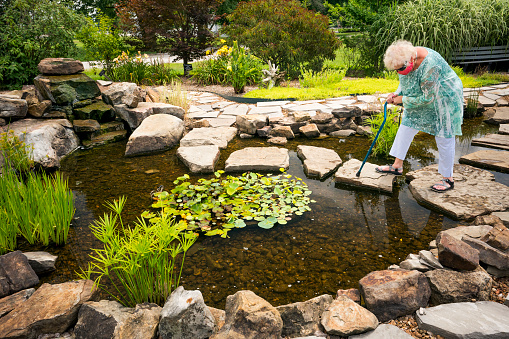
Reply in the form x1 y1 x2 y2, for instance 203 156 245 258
384 40 416 70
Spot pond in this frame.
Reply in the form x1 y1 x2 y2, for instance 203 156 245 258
20 116 508 308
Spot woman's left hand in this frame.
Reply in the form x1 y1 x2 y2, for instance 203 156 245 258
392 95 403 105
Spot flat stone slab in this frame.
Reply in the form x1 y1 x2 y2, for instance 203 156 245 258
206 117 236 127
248 106 282 115
484 107 509 125
356 95 378 103
334 159 396 193
478 96 497 107
416 301 509 339
180 127 237 149
406 164 509 220
222 104 249 116
177 145 220 173
256 101 290 107
296 145 342 179
349 324 413 338
459 150 509 173
225 147 289 172
472 133 509 150
287 103 329 112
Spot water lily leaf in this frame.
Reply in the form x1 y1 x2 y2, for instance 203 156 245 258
277 219 287 224
141 211 156 219
234 219 246 228
258 218 275 229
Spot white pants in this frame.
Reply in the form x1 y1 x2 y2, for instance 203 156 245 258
390 125 455 178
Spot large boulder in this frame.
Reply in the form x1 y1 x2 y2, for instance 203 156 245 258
0 95 28 118
225 147 289 172
359 269 431 322
73 101 115 122
3 119 79 169
159 286 215 339
101 82 145 109
276 294 333 338
320 296 378 337
0 251 39 299
406 164 509 220
0 280 97 339
74 300 161 339
34 74 101 105
425 267 492 305
436 232 479 271
125 114 184 157
115 102 185 130
38 58 84 75
0 288 34 318
211 290 283 339
297 145 342 179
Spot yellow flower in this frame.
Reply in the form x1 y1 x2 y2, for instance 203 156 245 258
220 39 226 44
206 50 211 55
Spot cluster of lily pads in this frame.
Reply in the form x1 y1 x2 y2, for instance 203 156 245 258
144 169 315 238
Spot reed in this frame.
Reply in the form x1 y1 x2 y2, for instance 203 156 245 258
159 80 190 113
79 197 198 307
364 105 401 157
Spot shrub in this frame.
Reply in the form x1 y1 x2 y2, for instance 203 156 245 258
223 0 340 78
78 197 198 306
368 0 509 72
0 0 86 89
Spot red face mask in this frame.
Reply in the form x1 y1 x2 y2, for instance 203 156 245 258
397 61 414 75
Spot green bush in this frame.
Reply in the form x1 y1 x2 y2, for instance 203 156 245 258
223 0 340 79
368 0 509 72
0 0 86 89
79 197 198 307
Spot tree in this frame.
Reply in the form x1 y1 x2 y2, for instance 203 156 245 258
73 0 118 19
223 0 339 78
0 0 86 89
116 0 221 74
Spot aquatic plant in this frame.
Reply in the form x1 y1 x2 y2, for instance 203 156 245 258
0 130 34 173
364 105 401 156
149 169 315 238
79 196 198 307
465 89 480 119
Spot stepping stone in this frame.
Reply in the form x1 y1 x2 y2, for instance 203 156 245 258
334 159 396 193
497 98 509 106
287 103 329 112
327 98 356 106
292 100 323 105
206 117 236 127
222 104 249 116
180 127 237 149
324 102 345 109
256 100 289 107
188 111 220 119
459 149 509 173
176 145 220 173
483 92 501 101
212 101 235 109
416 301 509 339
248 106 282 115
349 324 413 339
406 164 509 220
484 107 509 125
478 96 496 107
491 84 509 89
196 104 214 112
297 145 342 179
491 88 509 96
224 147 289 172
472 134 509 150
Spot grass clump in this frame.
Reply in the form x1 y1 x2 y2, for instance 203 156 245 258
364 106 402 157
159 80 190 113
79 196 198 307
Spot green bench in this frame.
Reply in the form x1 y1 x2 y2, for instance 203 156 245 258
451 45 509 69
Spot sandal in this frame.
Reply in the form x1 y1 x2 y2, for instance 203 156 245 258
375 165 403 175
430 178 454 193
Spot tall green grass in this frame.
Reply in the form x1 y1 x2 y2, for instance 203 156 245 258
78 197 198 307
364 106 401 157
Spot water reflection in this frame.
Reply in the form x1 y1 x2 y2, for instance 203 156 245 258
19 116 507 308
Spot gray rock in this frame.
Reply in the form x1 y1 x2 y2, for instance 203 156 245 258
484 106 509 125
210 290 283 339
206 117 236 128
236 114 267 134
321 296 378 336
399 259 430 272
222 104 249 116
73 101 115 122
177 145 220 173
297 145 342 179
3 119 79 169
208 307 226 332
0 251 39 298
271 116 306 134
0 95 28 118
299 124 320 138
115 102 184 130
481 223 509 251
34 74 100 105
276 294 333 338
311 112 333 124
356 125 372 136
486 265 509 278
257 125 272 137
425 267 492 305
249 105 282 115
270 125 295 139
359 269 431 322
419 250 443 269
493 211 509 227
101 82 144 108
0 280 97 339
330 129 356 137
459 150 509 173
440 225 492 241
159 286 214 339
267 136 288 145
335 159 396 194
0 288 34 318
472 133 509 150
287 103 328 113
437 232 479 271
462 236 509 270
75 300 161 339
180 127 237 149
22 252 57 275
416 301 509 339
293 111 311 122
38 58 84 75
225 147 289 172
125 114 184 157
406 164 509 220
332 106 361 119
348 324 414 339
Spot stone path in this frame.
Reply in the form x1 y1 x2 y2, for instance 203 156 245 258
459 149 509 173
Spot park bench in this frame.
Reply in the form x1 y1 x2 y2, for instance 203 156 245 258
451 45 509 69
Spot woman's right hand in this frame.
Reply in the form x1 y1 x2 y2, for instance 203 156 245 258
386 93 397 104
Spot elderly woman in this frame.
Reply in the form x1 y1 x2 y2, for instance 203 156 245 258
375 40 463 192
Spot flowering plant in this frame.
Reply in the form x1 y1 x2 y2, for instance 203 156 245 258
109 51 179 85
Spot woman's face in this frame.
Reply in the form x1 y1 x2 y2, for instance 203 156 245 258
396 58 414 75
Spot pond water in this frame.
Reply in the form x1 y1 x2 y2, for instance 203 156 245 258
20 116 508 308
